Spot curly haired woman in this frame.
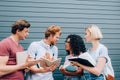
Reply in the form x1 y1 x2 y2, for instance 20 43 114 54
59 34 86 80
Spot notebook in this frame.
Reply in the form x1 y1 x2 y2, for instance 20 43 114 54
69 52 96 67
16 51 28 65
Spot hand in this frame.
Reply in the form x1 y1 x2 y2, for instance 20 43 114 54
71 61 80 67
24 67 30 72
39 58 47 68
44 52 54 61
59 65 66 73
21 59 41 69
44 63 58 71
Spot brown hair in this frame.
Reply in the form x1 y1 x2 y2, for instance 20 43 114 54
11 19 30 34
45 25 62 38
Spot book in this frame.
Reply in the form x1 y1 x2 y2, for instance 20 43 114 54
16 51 28 65
40 58 62 67
69 52 96 67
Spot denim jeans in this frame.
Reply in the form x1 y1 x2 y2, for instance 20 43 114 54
84 73 105 80
64 76 84 80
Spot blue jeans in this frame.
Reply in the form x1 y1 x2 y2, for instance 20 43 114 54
64 76 84 80
84 73 104 80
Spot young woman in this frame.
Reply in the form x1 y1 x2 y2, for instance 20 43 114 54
72 24 114 80
59 34 86 80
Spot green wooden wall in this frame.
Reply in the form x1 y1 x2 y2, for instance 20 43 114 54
0 0 120 80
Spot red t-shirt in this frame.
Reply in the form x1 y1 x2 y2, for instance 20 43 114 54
0 37 24 80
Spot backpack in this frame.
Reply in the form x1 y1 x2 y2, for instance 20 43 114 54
104 56 114 80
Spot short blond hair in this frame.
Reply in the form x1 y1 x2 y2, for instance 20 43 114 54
85 24 103 40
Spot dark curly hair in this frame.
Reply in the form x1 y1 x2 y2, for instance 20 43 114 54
65 34 86 56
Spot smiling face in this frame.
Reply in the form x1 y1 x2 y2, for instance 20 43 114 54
49 32 61 45
44 25 62 45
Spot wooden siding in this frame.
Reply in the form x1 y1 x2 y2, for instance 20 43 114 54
0 0 120 80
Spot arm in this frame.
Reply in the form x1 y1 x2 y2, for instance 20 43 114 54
59 55 83 76
26 57 58 73
72 57 106 76
0 56 40 77
28 66 49 73
59 65 83 76
0 56 25 77
28 62 58 73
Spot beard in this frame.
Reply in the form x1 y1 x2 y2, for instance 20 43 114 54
50 41 56 46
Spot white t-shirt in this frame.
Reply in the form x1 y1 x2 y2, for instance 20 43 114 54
26 40 58 80
84 44 109 74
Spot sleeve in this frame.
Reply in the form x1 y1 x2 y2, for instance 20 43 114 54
99 45 109 63
0 41 9 56
27 42 37 58
63 56 70 68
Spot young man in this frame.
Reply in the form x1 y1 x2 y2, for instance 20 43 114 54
0 19 39 80
26 25 62 80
